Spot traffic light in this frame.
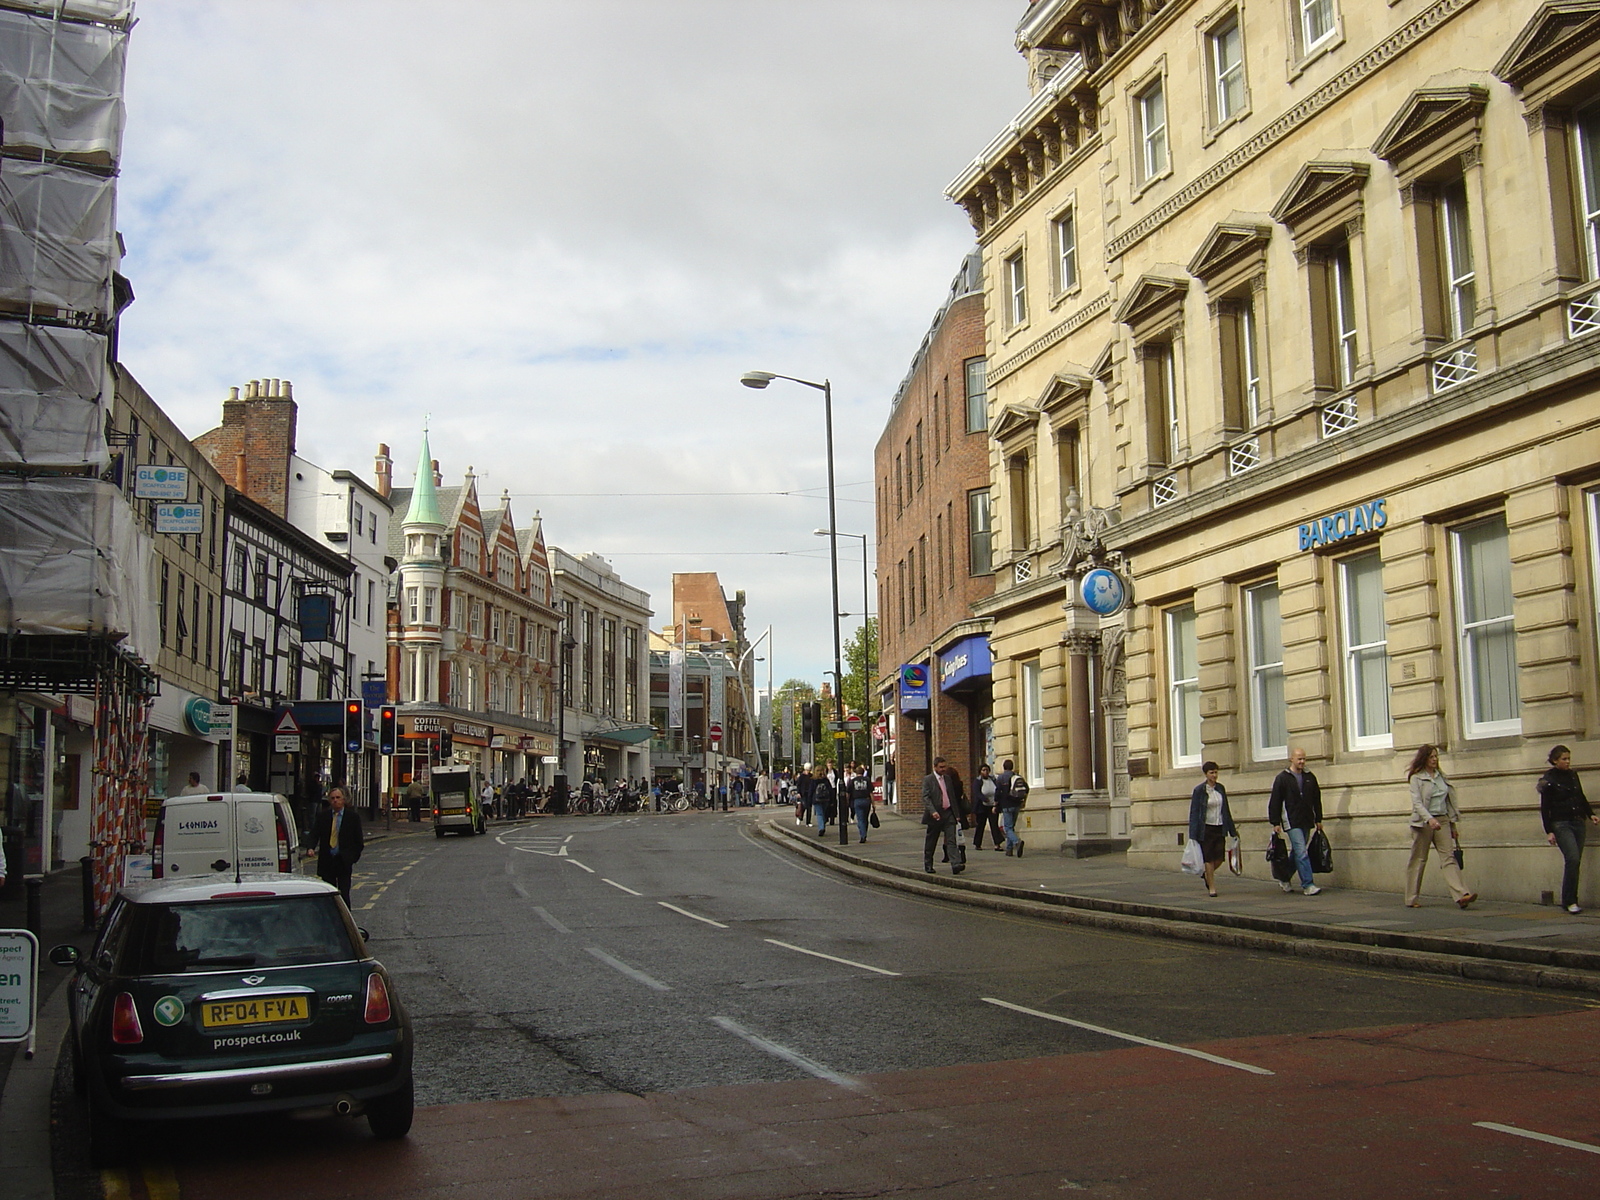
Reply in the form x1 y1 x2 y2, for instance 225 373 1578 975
437 728 452 760
378 705 397 755
801 701 821 744
343 699 362 754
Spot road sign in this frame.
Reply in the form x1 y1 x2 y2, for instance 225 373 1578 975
274 734 301 753
844 716 863 732
273 710 301 735
360 679 387 705
708 722 723 746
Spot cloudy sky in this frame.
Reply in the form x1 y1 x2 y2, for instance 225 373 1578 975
115 0 1030 691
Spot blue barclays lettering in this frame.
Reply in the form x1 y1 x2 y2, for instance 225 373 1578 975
1298 498 1387 552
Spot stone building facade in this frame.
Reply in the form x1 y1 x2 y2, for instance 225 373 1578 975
873 252 996 802
949 0 1600 895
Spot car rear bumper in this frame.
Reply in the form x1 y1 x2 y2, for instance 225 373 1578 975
121 1052 394 1091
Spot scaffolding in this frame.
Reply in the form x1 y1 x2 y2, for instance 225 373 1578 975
0 0 146 914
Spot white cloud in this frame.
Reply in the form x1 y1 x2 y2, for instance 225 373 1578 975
114 0 1029 686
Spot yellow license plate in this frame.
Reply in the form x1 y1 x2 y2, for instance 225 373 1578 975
200 995 308 1029
437 807 466 816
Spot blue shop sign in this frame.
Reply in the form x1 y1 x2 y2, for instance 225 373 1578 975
1298 497 1387 552
939 636 992 692
899 663 930 713
1080 567 1129 616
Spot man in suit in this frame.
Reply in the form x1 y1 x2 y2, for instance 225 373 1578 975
308 784 363 907
921 757 969 875
1268 746 1324 896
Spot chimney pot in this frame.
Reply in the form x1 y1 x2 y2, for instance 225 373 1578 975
282 380 293 400
228 386 239 401
234 451 248 491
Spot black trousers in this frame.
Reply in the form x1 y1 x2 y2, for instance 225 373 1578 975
318 857 354 908
972 802 1002 847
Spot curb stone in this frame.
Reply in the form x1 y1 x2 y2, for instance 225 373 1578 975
757 820 1600 996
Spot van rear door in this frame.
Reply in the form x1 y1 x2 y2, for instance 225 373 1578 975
232 796 283 873
161 797 233 877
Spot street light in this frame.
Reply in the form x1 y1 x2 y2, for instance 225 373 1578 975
742 369 848 844
815 529 871 775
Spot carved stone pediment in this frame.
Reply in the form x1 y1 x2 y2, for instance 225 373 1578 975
1114 274 1188 335
1186 221 1273 288
990 403 1041 445
1496 1 1600 95
1372 85 1489 177
1271 161 1370 244
1090 340 1116 384
1037 372 1095 418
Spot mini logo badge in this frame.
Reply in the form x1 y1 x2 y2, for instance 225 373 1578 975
241 975 266 986
153 996 185 1026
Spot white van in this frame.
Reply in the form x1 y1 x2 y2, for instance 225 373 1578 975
152 792 300 880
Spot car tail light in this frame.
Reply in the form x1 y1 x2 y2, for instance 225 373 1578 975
275 808 292 873
152 820 165 880
363 973 392 1024
112 992 144 1044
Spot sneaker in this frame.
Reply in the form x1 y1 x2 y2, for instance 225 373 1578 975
1016 840 1025 858
1568 903 1583 914
1004 844 1014 857
1279 880 1293 893
1303 885 1322 896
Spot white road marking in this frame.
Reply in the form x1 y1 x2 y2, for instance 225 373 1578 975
585 947 670 991
710 1016 861 1090
532 906 571 934
764 939 901 977
564 835 573 843
658 901 728 928
1474 1121 1600 1155
567 859 595 873
510 880 530 900
982 998 1274 1076
603 878 642 896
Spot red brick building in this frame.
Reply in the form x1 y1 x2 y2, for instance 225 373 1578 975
875 252 994 803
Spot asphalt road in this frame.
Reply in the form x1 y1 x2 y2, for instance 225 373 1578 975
69 811 1600 1197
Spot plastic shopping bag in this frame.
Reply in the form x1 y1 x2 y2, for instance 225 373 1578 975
1180 839 1205 876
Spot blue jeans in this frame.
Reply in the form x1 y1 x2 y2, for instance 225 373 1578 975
1001 806 1021 847
853 798 872 841
815 804 830 834
1287 826 1315 889
1553 820 1587 907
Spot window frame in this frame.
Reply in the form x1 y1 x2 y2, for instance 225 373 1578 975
1206 11 1248 130
1339 550 1393 750
1575 104 1600 280
1166 603 1202 768
967 488 993 576
1298 0 1338 58
1134 72 1170 186
1243 582 1287 762
1020 658 1045 787
1438 176 1478 340
1051 203 1079 296
1452 514 1522 739
1004 249 1028 328
964 357 988 433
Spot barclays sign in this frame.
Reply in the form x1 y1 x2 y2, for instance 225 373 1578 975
1299 498 1387 552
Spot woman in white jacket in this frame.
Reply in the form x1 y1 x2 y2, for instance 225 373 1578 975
1404 744 1476 909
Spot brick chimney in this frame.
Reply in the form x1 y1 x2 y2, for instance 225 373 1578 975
374 443 392 499
194 378 298 517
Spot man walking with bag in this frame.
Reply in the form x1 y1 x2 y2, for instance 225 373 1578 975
993 758 1027 857
1268 746 1324 895
921 757 969 874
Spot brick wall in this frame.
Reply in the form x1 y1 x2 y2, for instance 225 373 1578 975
875 286 994 789
193 379 298 518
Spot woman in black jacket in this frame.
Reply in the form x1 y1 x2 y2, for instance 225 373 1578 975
1188 761 1238 898
1538 744 1598 913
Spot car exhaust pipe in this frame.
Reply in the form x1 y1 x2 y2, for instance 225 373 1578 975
334 1098 354 1116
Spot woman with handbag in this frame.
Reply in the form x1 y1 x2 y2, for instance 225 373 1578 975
1404 744 1475 909
1538 744 1598 914
1188 761 1237 898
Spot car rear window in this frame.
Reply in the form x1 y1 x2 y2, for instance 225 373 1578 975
126 895 358 973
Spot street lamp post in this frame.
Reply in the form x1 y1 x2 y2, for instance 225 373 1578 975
741 370 848 844
815 529 871 773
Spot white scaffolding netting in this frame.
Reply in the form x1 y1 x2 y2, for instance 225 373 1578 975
0 3 128 162
0 321 109 463
0 474 154 657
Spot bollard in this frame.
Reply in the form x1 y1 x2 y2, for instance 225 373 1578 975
81 855 96 930
25 874 42 938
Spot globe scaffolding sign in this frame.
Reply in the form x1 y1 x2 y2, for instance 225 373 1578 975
134 464 190 500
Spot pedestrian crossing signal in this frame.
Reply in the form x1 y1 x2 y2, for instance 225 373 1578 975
378 705 397 755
